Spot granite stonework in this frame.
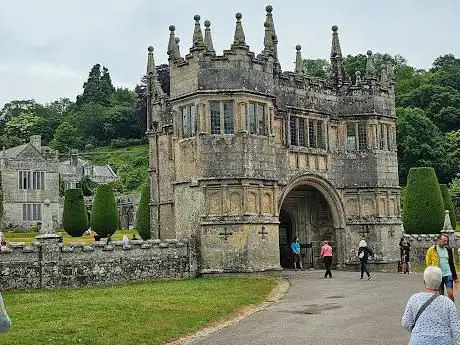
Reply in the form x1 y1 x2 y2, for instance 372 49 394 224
0 237 197 290
146 6 403 274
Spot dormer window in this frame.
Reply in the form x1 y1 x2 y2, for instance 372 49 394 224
210 101 234 134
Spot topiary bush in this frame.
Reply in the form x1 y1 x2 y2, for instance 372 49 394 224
403 167 444 234
136 183 151 240
62 188 88 237
440 184 457 229
91 184 119 237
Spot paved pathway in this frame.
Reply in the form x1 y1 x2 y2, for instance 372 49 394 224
191 270 458 345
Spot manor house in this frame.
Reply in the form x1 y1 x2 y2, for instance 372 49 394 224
146 6 402 273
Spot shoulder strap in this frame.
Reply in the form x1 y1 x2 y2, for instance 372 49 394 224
412 294 439 330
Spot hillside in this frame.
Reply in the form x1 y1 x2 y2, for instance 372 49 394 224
82 144 149 194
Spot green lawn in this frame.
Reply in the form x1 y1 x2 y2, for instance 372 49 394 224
0 277 277 345
3 229 139 245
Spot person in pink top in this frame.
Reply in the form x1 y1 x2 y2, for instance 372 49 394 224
320 241 333 278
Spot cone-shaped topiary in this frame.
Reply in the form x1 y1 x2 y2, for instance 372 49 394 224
62 188 88 237
136 183 151 240
403 167 444 234
440 184 457 229
91 184 118 237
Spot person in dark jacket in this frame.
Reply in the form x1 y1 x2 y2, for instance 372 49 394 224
358 239 373 280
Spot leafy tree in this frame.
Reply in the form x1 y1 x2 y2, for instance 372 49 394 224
403 167 445 234
49 121 83 152
91 184 119 237
77 175 99 196
62 188 88 237
136 183 151 240
76 64 114 106
439 184 457 229
396 107 450 184
4 111 42 140
446 130 460 174
430 54 460 91
449 178 460 220
302 58 330 79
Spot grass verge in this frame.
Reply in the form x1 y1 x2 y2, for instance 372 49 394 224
0 277 277 345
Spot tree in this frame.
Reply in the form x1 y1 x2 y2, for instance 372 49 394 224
445 130 460 174
76 64 114 106
439 184 457 229
91 184 119 237
136 183 151 240
62 188 88 237
49 121 83 152
403 167 445 234
4 111 41 140
302 58 330 79
396 107 450 184
449 178 460 221
78 175 98 196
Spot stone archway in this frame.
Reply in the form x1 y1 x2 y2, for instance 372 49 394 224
278 174 347 268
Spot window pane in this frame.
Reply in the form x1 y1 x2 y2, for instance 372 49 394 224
347 123 357 151
210 102 221 134
290 117 297 146
182 107 189 138
190 105 197 136
317 121 324 149
358 123 367 151
379 124 385 149
386 125 391 151
248 103 256 134
223 102 234 134
257 104 265 135
308 120 315 148
41 172 45 190
298 118 305 146
23 204 27 221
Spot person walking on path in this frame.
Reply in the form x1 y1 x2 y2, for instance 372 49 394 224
402 266 460 345
0 292 11 333
290 237 303 271
425 233 457 302
358 239 373 280
320 241 333 278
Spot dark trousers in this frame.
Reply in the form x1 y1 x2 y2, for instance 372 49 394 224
360 261 370 278
323 256 332 277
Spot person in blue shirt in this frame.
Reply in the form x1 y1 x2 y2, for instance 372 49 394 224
291 237 303 271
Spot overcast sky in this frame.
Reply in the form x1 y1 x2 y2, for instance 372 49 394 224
0 0 458 108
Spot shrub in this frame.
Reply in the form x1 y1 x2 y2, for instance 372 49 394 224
62 188 88 237
137 183 151 240
403 167 444 234
440 184 457 229
91 184 119 237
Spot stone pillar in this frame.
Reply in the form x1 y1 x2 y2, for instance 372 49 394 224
36 199 62 289
441 210 455 248
335 227 345 269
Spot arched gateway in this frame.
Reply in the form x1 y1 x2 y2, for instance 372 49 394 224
278 174 346 269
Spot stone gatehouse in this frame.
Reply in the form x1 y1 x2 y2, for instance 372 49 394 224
146 6 402 273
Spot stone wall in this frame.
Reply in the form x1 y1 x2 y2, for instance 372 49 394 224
0 237 197 290
402 233 460 264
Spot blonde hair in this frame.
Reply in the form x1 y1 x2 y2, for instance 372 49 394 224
424 266 442 290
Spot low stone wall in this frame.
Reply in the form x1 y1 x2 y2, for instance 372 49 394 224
0 237 197 291
402 233 460 264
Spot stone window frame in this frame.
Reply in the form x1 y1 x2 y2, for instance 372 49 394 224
247 102 267 136
18 170 46 191
377 122 394 151
346 121 368 152
22 203 42 221
288 115 326 149
210 100 235 135
180 104 197 138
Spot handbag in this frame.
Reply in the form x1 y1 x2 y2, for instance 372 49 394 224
410 294 439 331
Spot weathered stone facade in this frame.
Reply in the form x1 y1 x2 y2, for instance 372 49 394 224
0 237 196 290
0 135 60 230
147 6 403 273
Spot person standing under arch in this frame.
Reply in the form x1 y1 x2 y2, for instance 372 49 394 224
291 237 303 271
320 241 333 278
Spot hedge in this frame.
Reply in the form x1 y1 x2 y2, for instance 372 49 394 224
403 167 444 234
62 188 88 237
91 184 119 237
440 184 457 229
136 183 151 240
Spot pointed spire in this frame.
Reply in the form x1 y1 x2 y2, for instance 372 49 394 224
386 62 395 82
263 21 274 55
329 26 350 86
442 210 454 232
146 46 164 99
365 50 377 80
295 45 304 74
330 25 342 59
191 15 205 51
232 13 247 49
355 71 362 86
204 20 215 53
265 5 278 59
174 37 181 60
167 25 178 61
380 67 388 85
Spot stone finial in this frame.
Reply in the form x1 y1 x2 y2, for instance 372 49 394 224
330 25 342 59
386 62 395 82
174 37 181 59
265 5 278 57
191 14 205 51
294 45 304 74
146 46 164 99
263 21 274 54
204 20 215 53
442 210 455 232
355 70 362 86
167 25 179 61
232 13 247 48
380 66 388 85
365 50 377 80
